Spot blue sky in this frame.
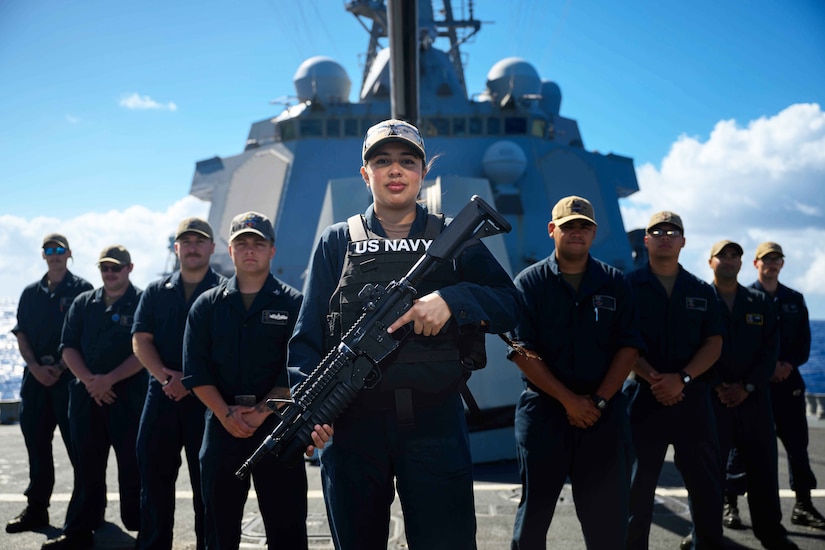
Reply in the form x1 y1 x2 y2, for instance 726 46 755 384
1 0 824 316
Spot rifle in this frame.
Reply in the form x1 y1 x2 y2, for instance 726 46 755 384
236 195 511 479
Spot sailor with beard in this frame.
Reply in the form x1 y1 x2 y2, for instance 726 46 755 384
132 218 225 550
689 240 797 550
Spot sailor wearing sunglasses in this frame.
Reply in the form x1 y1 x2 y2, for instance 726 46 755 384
45 245 146 549
7 234 92 536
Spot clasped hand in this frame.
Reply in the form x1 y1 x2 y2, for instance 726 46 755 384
649 372 684 406
84 373 116 406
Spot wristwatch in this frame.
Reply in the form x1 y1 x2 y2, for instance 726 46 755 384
744 383 756 393
678 370 692 386
590 394 607 411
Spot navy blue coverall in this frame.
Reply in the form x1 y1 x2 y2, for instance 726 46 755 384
183 274 305 550
623 264 724 549
59 284 147 537
12 271 92 513
288 203 521 550
133 267 223 550
709 284 789 545
510 255 644 549
727 281 816 498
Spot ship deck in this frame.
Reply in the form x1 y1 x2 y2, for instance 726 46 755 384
1 419 824 549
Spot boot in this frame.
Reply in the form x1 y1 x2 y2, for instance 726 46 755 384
41 531 94 550
5 506 49 533
723 494 743 529
791 493 825 529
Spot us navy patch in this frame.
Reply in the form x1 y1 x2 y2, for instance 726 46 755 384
782 303 800 314
118 314 134 327
592 295 616 311
686 297 707 311
350 238 433 254
745 313 764 325
263 310 289 325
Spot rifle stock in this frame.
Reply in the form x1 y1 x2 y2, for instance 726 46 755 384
236 195 510 479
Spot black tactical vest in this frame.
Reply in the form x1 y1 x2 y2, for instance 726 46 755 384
324 213 473 409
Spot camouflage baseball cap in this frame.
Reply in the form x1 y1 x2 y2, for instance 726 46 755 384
362 119 426 164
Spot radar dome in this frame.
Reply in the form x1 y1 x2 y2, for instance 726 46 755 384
293 56 351 104
482 141 528 186
485 58 541 103
540 80 562 116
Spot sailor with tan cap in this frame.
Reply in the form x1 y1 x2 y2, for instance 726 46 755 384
623 211 725 549
132 217 225 549
725 241 825 532
46 245 146 549
6 234 93 535
508 195 644 547
700 239 798 549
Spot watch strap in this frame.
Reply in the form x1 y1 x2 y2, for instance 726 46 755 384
590 394 607 410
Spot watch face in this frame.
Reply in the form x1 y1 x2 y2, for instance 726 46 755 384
682 374 690 384
745 384 755 393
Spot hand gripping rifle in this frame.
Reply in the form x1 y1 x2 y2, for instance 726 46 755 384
235 195 511 479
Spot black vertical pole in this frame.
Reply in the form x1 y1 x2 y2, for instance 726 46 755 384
387 0 419 126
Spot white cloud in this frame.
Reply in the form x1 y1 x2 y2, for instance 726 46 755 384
621 102 825 319
0 196 209 302
119 92 178 111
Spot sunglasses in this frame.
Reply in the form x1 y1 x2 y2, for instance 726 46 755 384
99 264 126 273
760 256 784 265
44 247 67 256
648 229 682 238
367 122 424 144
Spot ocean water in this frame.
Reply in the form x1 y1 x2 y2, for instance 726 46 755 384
1 297 824 398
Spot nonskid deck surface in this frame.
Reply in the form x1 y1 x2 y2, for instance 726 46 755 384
1 421 824 549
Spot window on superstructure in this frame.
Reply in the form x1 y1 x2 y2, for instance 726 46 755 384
531 119 546 138
300 119 323 137
326 119 340 137
487 117 501 135
361 119 378 136
426 117 449 136
452 117 467 136
279 120 296 141
344 119 359 137
469 117 483 135
504 117 527 135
